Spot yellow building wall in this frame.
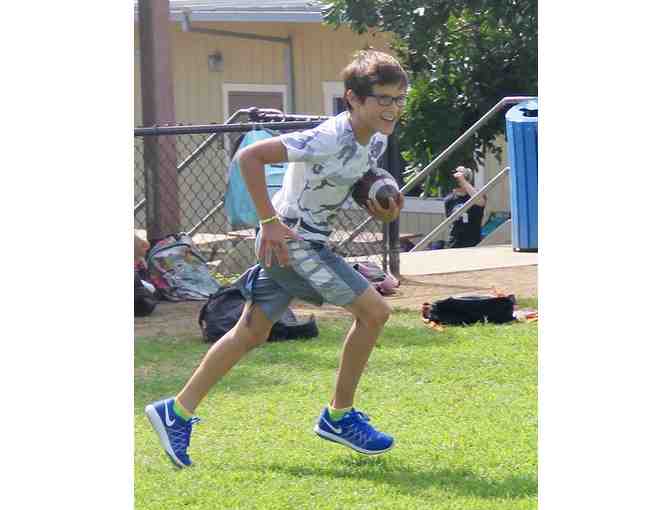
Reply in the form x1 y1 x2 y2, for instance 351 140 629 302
134 21 395 125
478 134 511 218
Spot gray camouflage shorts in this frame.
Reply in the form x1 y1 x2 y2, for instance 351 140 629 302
232 236 370 323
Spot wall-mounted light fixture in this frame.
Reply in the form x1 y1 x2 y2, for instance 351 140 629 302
208 51 223 72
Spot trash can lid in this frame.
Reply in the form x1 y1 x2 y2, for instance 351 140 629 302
506 99 538 123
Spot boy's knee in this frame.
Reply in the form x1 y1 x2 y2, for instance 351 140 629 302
362 301 391 329
238 305 273 350
241 330 269 351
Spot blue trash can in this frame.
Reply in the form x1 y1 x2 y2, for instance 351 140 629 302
506 99 538 252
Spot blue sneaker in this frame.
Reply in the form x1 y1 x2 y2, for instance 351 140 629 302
144 398 200 468
314 407 394 455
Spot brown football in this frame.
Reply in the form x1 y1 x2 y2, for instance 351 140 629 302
351 170 400 209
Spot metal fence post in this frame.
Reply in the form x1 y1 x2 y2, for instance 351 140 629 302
386 129 403 277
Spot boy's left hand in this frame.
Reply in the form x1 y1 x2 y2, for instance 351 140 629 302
366 193 404 223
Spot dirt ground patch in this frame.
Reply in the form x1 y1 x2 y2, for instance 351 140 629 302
135 265 537 339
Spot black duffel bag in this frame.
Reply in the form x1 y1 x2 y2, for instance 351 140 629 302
198 286 318 343
423 294 516 326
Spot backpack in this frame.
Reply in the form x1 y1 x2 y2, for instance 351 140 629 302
422 294 516 326
198 286 319 343
134 272 158 317
223 129 288 228
146 233 221 301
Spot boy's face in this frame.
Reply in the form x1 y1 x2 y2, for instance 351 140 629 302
348 82 407 137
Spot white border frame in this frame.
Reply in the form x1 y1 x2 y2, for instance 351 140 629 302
322 81 344 115
222 83 288 121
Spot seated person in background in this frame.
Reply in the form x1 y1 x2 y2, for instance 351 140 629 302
443 166 486 248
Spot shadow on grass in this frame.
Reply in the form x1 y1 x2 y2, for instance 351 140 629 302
246 456 537 499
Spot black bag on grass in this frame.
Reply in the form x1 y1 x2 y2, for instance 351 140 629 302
270 308 319 342
135 272 158 317
198 286 319 343
423 294 516 326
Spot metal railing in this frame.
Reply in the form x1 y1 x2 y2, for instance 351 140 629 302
410 166 510 251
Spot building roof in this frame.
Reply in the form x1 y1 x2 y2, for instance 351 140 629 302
135 0 327 23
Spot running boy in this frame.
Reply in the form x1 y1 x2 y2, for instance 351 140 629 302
145 50 408 467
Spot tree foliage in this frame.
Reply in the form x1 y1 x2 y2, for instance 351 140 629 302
324 0 537 194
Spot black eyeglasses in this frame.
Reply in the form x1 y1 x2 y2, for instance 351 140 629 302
366 94 407 107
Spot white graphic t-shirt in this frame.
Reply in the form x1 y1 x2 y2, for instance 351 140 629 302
275 111 390 242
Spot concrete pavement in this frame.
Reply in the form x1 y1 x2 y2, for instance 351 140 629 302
399 244 538 276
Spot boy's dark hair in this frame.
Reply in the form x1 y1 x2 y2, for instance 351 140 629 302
341 49 408 111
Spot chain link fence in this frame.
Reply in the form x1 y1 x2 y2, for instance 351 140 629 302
134 108 402 278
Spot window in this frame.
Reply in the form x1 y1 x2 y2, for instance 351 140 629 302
333 97 346 114
220 84 289 164
322 81 345 115
222 83 288 121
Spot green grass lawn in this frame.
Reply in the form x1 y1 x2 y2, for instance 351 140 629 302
135 302 537 510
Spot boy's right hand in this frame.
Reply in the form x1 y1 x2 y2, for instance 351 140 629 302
257 221 301 268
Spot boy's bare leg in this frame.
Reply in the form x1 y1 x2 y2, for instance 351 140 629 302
331 286 391 409
176 302 274 413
